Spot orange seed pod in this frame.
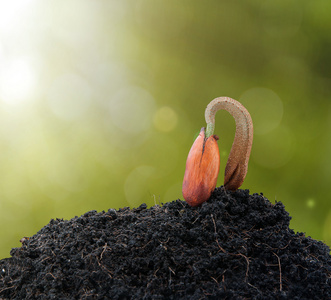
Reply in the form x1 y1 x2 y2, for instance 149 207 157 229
182 127 220 206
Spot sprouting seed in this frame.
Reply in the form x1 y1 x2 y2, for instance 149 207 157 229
182 97 253 206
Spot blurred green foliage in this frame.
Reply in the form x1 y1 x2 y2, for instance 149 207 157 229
0 0 331 258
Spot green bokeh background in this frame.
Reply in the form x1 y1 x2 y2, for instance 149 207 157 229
0 0 331 259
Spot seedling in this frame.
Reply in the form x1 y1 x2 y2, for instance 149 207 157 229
182 97 253 206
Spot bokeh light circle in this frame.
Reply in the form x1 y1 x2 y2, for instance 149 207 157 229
306 198 316 209
153 106 178 132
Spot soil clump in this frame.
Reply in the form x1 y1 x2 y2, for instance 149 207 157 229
0 188 330 299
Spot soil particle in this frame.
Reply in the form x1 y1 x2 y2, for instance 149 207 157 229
0 187 330 299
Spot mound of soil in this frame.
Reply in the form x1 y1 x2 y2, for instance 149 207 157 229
0 188 330 299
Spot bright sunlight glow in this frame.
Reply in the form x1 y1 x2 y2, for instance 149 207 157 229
0 0 35 35
0 58 37 105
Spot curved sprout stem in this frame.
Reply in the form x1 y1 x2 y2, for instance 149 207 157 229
204 97 253 190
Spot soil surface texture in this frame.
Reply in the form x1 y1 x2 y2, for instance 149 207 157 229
0 188 330 299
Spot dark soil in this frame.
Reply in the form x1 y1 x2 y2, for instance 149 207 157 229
0 188 330 299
